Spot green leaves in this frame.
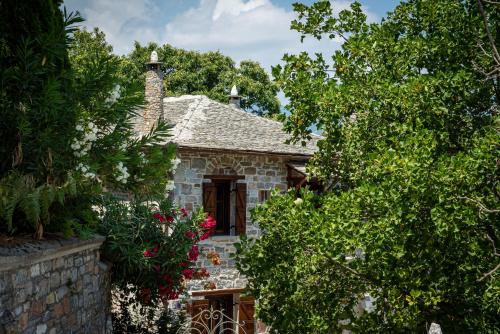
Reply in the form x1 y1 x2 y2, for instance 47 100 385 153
239 0 500 332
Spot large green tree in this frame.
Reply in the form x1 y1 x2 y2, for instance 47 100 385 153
236 0 499 333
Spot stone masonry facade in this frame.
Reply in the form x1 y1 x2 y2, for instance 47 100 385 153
172 150 294 291
0 236 111 334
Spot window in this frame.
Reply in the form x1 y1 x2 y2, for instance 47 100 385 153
203 179 246 236
215 180 231 235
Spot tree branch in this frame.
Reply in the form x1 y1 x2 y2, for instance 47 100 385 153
477 0 500 65
457 196 500 213
478 262 500 281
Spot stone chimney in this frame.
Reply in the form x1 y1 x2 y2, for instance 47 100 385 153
140 51 164 133
229 85 241 108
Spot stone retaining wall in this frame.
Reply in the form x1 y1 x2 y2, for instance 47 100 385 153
0 235 111 334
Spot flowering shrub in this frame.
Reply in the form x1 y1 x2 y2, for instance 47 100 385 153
99 196 216 304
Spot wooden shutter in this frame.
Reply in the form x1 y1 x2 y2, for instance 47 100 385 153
203 183 217 219
235 183 247 235
238 296 255 334
190 299 210 334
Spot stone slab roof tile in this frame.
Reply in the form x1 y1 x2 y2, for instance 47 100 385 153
157 95 319 156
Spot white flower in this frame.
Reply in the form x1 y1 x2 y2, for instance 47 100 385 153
105 84 121 104
170 158 181 172
294 198 304 206
165 180 175 192
75 125 84 132
71 141 80 150
115 162 129 184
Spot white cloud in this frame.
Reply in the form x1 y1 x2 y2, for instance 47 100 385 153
65 0 161 55
66 0 379 70
163 0 377 70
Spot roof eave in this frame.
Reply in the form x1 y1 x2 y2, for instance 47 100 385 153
175 144 315 159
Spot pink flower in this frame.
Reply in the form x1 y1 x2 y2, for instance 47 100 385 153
200 216 216 229
153 244 159 253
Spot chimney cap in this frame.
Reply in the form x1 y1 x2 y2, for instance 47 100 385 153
146 50 162 65
229 85 240 97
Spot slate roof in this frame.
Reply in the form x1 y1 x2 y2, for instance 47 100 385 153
159 95 319 156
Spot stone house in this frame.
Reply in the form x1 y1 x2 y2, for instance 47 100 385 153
136 52 319 333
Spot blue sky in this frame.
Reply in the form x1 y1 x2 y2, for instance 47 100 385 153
65 0 400 71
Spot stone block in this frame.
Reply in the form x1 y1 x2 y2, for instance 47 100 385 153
19 312 29 330
49 272 60 289
14 288 26 304
244 167 256 175
53 257 64 269
53 303 64 317
56 286 68 301
14 269 28 285
46 292 55 305
180 184 192 195
191 158 206 169
39 262 51 275
14 305 23 316
36 323 47 334
63 296 70 314
30 300 45 316
30 264 41 278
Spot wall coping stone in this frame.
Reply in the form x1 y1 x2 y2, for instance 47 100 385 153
0 235 105 271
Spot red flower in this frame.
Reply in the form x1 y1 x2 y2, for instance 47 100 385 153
153 244 159 253
159 285 179 300
153 264 161 272
180 208 188 217
185 230 196 239
200 216 216 229
182 268 194 279
188 245 199 262
153 212 166 222
166 216 174 223
143 249 155 257
179 261 188 267
162 273 172 284
199 231 211 241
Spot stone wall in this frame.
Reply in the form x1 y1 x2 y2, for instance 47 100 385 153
172 150 295 291
0 236 111 334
